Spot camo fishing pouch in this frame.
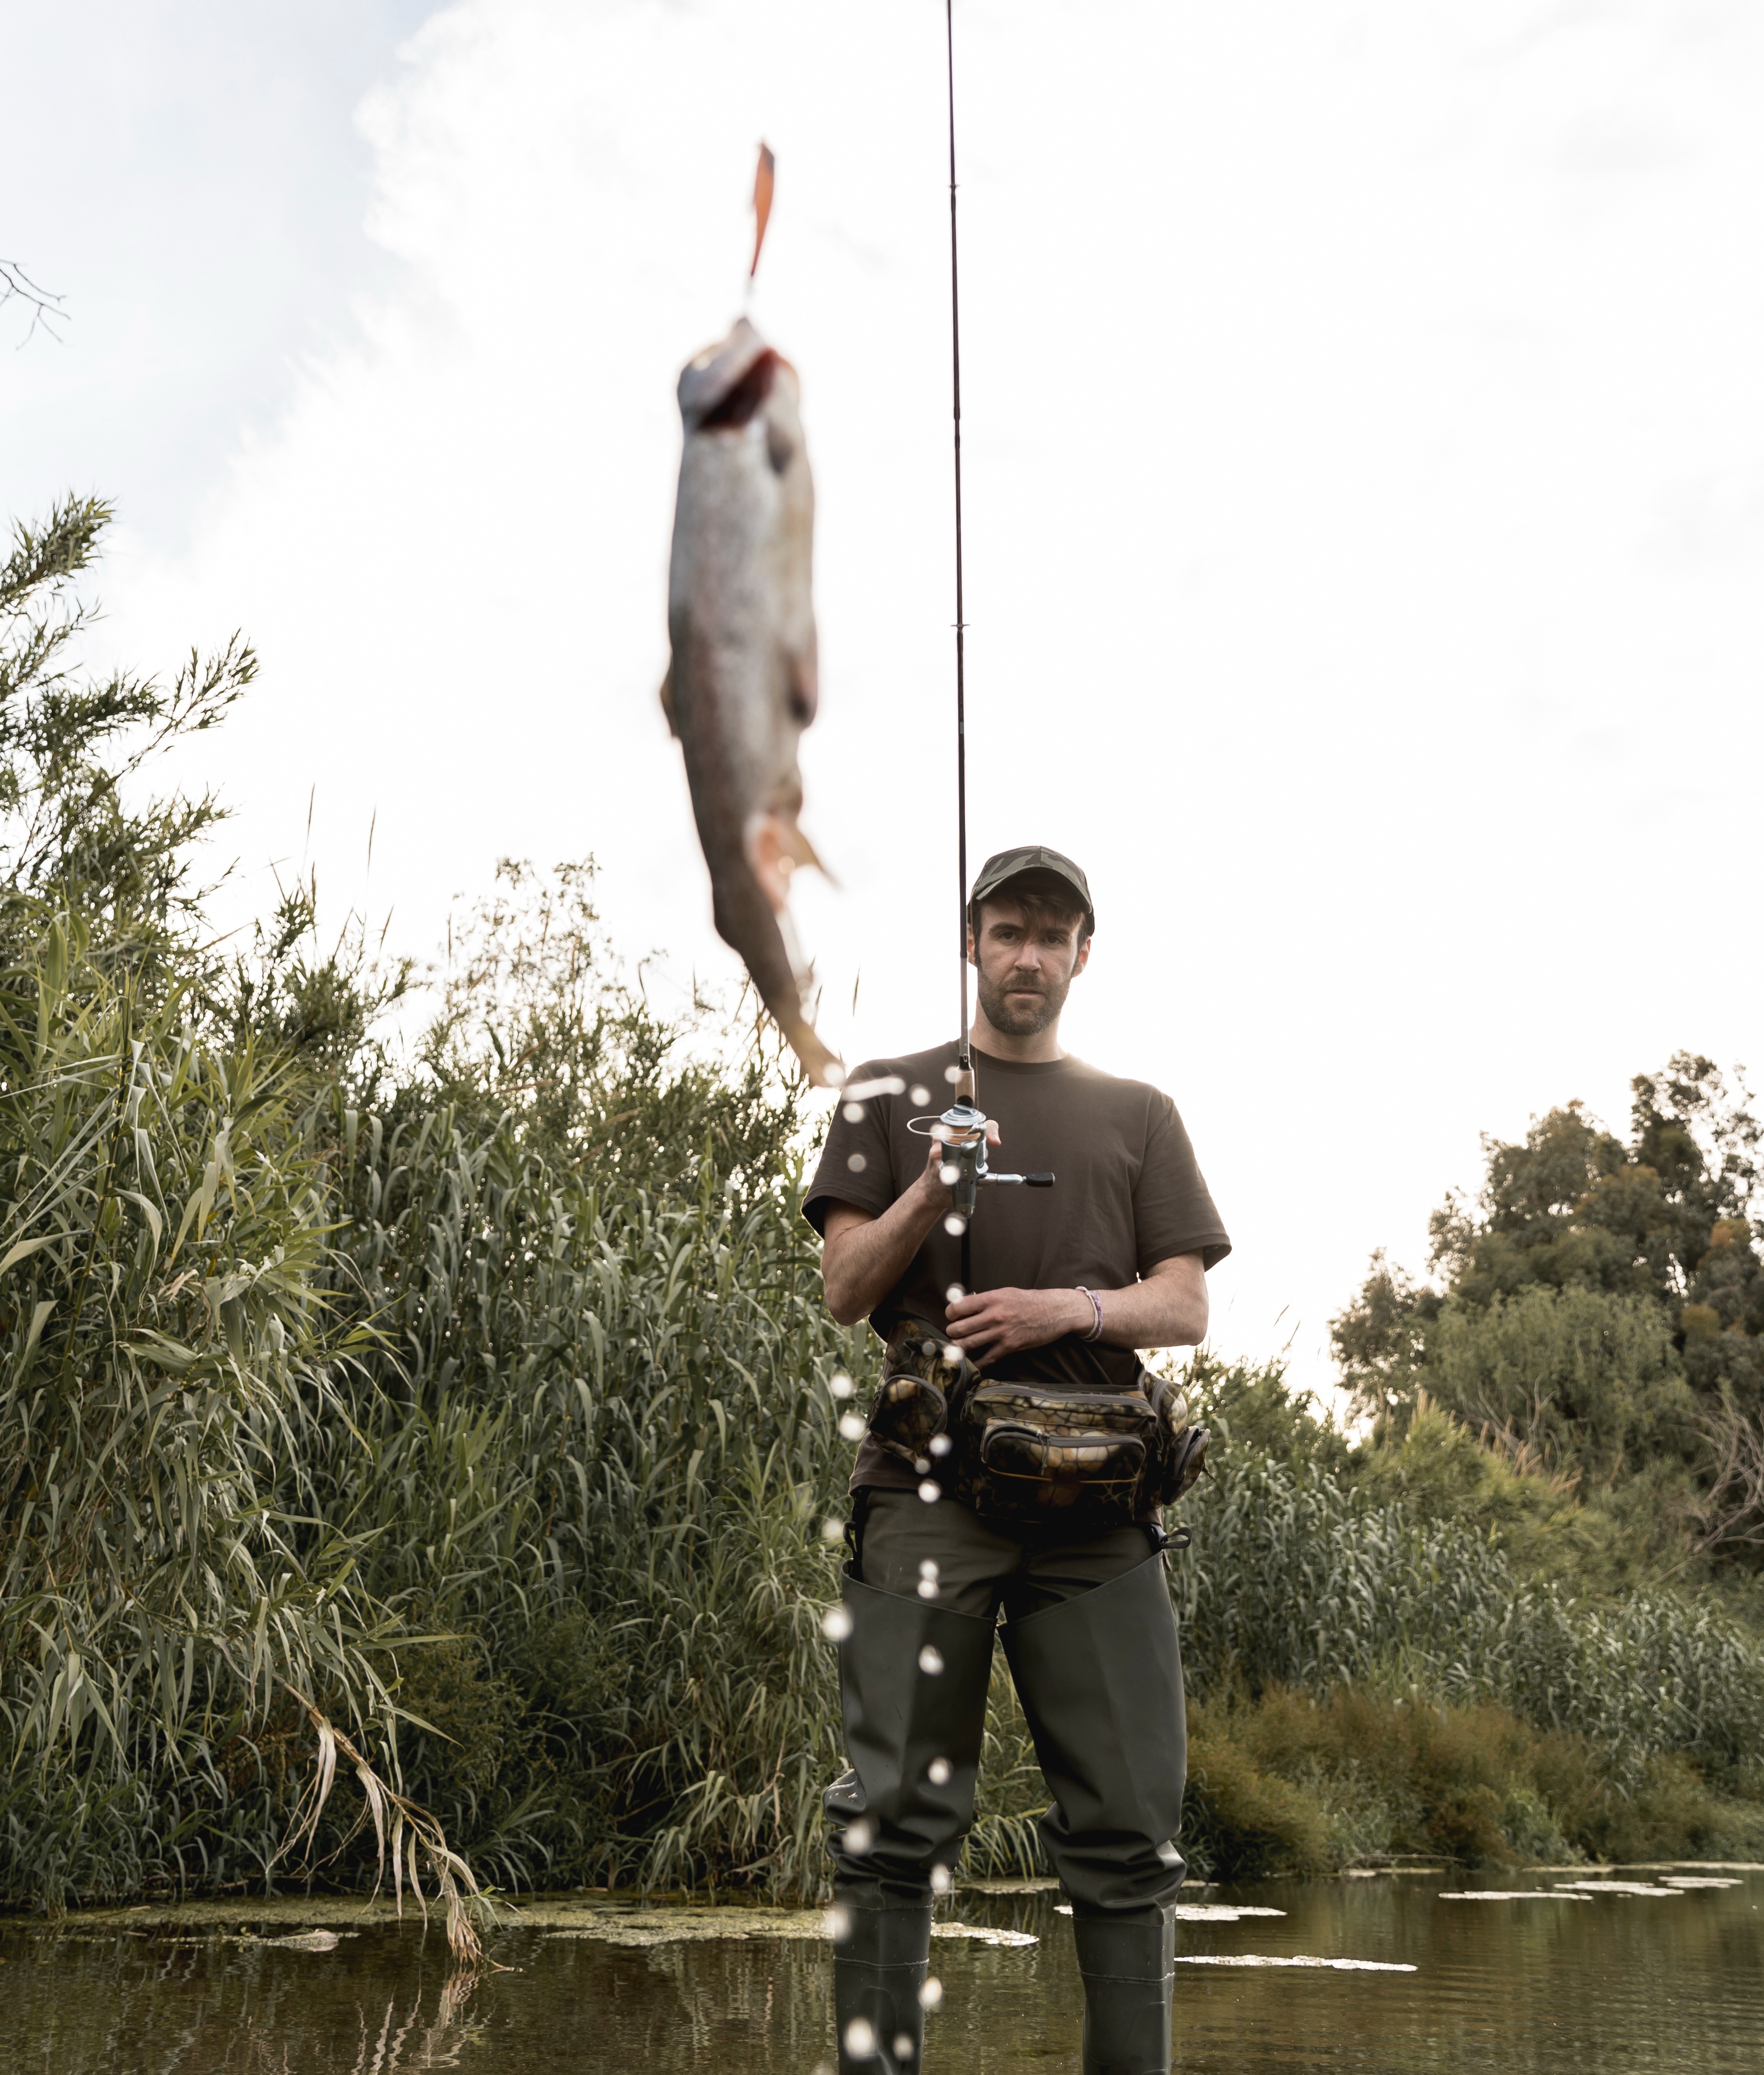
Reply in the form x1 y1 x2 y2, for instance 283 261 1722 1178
867 1316 1209 1533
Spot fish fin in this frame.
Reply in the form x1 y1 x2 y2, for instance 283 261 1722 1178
745 811 796 918
659 663 678 738
782 818 834 885
750 143 776 280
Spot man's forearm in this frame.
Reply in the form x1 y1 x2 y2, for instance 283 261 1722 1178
1089 1255 1208 1350
943 1252 1208 1364
821 1184 944 1326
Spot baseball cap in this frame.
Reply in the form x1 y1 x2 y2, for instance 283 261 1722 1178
968 845 1094 932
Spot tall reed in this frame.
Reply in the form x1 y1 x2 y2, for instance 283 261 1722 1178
0 917 395 1903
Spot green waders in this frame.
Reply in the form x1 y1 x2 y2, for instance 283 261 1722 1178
1003 1559 1186 2075
824 1564 995 2073
824 1495 1188 2075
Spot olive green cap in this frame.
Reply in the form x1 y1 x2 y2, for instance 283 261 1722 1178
968 845 1094 932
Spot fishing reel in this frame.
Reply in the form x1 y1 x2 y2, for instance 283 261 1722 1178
910 1084 1054 1231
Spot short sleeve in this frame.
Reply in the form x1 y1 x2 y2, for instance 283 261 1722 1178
802 1066 900 1237
1132 1095 1231 1275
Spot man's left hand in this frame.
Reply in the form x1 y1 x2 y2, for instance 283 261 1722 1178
943 1285 1090 1365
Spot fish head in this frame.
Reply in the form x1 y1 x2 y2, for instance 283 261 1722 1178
679 316 788 432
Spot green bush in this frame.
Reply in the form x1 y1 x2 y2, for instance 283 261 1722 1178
1181 1687 1764 1879
1174 1443 1764 1786
1426 1284 1696 1484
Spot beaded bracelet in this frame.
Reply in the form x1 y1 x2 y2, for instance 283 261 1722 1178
1076 1286 1104 1343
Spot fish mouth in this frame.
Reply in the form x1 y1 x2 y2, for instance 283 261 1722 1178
679 317 786 430
697 351 778 431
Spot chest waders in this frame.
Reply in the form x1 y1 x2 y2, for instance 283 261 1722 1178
825 1508 1188 2074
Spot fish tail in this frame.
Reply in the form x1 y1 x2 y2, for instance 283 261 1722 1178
710 870 841 1088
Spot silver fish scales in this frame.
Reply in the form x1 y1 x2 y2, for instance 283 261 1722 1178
662 315 839 1087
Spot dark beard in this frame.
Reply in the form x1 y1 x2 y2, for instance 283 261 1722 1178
975 965 1071 1038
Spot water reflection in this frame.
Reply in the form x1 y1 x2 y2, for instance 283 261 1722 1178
2 1870 1761 2074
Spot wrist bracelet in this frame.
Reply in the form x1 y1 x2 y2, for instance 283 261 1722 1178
1076 1286 1104 1343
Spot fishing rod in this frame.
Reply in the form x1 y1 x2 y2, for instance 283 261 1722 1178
909 0 1054 1295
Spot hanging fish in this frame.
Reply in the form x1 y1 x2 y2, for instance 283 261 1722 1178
660 154 840 1087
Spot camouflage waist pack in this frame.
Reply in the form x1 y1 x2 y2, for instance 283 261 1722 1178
867 1316 1209 1532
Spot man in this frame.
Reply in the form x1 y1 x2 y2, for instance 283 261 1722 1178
804 846 1230 2075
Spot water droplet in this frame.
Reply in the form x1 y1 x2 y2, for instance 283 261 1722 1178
822 1606 853 1642
944 1284 965 1303
916 1577 939 1599
838 1413 866 1442
893 2034 917 2061
844 1819 875 1857
943 1215 966 1237
918 1645 943 1675
928 1756 952 1785
929 1864 952 1895
910 1085 929 1105
825 1906 852 1943
944 1065 961 1083
821 1517 846 1542
939 1344 960 1365
841 1074 906 1101
847 1152 868 1173
829 1372 854 1399
918 1976 943 2011
914 1456 930 1474
917 1481 941 1505
928 1434 952 1457
938 1163 960 1187
919 1558 940 1579
843 1102 866 1123
844 2018 876 2058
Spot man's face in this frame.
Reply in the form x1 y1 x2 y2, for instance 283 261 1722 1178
969 895 1091 1037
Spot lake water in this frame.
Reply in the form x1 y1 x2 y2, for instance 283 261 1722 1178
3 1865 1760 2073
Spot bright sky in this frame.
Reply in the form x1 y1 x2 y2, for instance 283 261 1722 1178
6 1 1763 1399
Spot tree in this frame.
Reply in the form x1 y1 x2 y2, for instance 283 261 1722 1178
0 259 65 347
0 496 254 977
1334 1058 1764 1435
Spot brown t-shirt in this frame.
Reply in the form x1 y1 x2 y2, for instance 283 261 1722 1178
803 1040 1231 1493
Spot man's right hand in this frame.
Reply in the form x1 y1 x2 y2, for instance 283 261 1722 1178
910 1119 1002 1212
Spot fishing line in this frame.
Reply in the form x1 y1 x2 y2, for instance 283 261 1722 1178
942 0 976 1296
929 3 1055 1303
945 0 971 1093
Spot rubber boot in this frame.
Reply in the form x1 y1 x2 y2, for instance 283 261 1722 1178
831 1894 932 2074
999 1550 1187 1915
1071 1907 1176 2075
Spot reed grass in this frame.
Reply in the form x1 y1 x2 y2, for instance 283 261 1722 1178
0 915 401 1906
